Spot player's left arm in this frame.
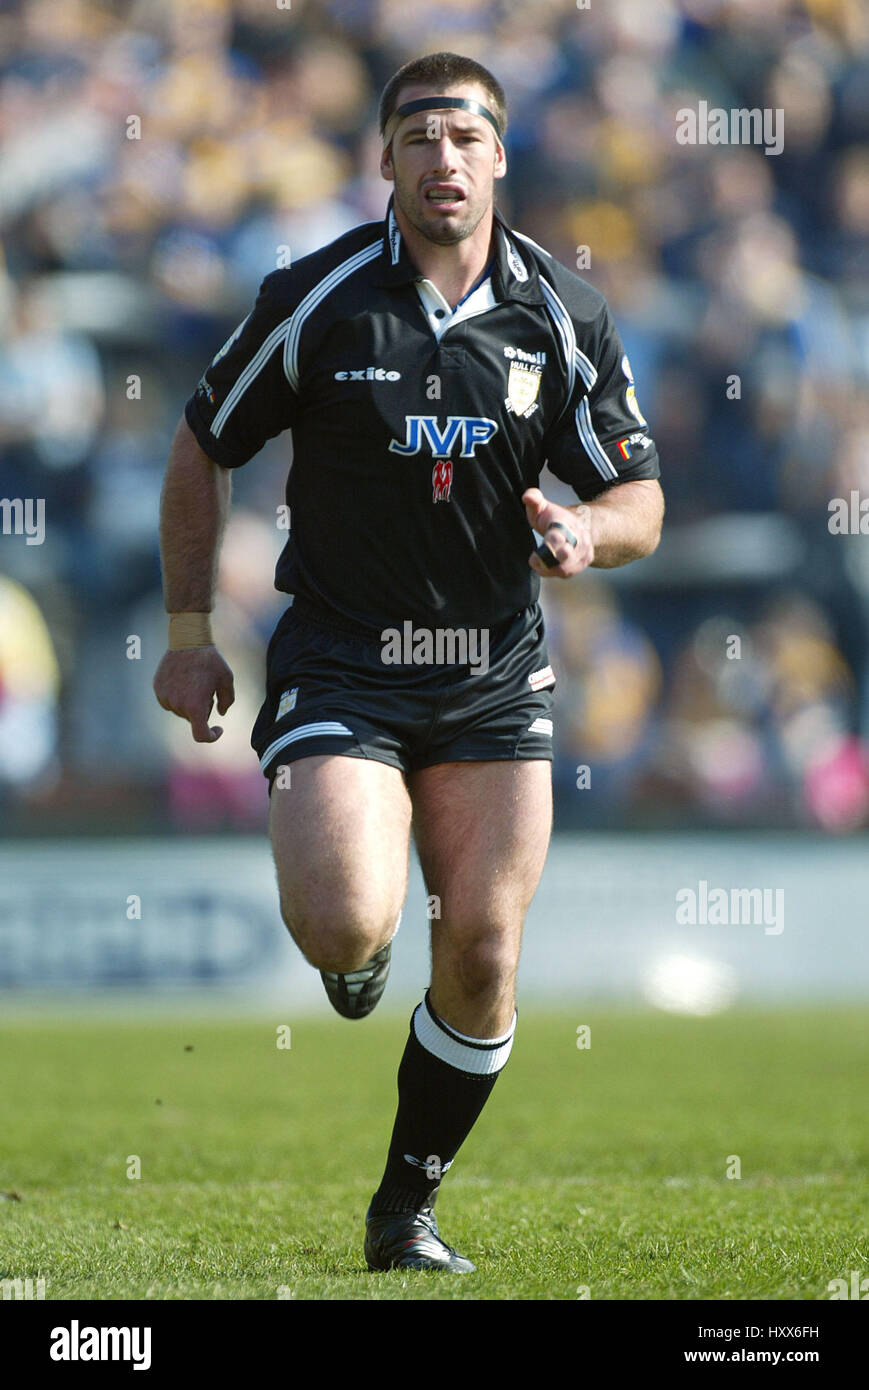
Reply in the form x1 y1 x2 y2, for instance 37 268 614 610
529 286 664 578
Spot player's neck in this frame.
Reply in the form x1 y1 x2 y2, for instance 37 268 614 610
396 206 496 310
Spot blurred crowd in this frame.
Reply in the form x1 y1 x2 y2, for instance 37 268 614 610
1 0 868 832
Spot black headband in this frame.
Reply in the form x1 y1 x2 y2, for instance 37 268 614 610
387 96 503 142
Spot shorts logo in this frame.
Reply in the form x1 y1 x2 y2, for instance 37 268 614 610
528 664 555 691
432 459 453 502
334 367 401 381
389 415 498 459
277 687 298 719
505 362 542 418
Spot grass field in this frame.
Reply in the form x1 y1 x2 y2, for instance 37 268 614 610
1 1006 866 1301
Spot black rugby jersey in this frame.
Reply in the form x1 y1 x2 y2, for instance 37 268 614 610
184 197 660 631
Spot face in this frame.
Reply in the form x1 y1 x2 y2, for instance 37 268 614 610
381 82 506 246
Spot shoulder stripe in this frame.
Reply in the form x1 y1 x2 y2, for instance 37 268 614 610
575 396 618 481
212 240 381 438
212 315 292 439
574 347 598 392
283 239 381 391
539 277 576 406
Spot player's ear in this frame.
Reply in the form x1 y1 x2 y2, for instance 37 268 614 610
380 144 395 183
494 140 507 181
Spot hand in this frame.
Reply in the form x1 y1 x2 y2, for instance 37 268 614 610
523 487 594 578
153 646 235 743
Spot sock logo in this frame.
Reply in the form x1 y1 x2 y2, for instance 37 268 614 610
403 1154 453 1180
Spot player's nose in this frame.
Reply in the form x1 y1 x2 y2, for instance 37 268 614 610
426 139 459 173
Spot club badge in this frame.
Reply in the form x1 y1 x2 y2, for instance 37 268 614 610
621 353 648 427
505 362 542 418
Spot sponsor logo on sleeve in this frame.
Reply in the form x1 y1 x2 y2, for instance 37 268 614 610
617 430 652 459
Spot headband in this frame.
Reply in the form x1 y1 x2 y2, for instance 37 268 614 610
383 96 503 148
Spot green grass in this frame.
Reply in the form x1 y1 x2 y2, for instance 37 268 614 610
1 1007 867 1300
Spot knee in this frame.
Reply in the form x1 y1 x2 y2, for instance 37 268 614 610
279 898 394 973
451 927 518 1000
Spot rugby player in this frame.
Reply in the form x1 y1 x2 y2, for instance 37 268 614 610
153 52 664 1273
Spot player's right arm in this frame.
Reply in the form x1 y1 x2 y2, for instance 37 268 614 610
153 417 236 743
153 270 300 743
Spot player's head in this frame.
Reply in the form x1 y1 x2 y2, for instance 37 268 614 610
379 53 507 247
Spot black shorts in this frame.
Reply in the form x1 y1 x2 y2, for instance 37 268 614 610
251 597 557 790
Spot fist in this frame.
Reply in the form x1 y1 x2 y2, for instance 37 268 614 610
153 646 235 743
523 487 594 577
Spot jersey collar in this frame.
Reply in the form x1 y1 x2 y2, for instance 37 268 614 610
372 196 545 306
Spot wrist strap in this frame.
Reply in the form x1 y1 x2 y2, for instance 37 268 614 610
169 612 214 650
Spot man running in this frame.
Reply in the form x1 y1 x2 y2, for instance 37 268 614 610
154 51 664 1273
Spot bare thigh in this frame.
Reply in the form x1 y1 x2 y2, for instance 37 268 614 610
408 760 553 1035
269 755 412 972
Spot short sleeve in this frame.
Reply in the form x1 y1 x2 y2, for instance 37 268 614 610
544 300 661 501
184 271 298 468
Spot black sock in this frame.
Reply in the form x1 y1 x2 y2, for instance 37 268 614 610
370 990 517 1215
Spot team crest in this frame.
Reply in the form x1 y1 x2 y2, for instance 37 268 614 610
621 353 648 427
432 459 453 502
505 362 542 418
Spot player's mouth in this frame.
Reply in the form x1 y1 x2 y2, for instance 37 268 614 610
423 184 466 209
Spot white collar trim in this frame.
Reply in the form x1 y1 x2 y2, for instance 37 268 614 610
414 275 497 340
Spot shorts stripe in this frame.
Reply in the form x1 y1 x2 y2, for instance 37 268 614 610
528 717 553 736
259 720 354 772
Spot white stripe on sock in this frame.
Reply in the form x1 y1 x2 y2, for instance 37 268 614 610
413 998 516 1075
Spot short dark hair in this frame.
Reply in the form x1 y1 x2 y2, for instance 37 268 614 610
379 52 507 140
